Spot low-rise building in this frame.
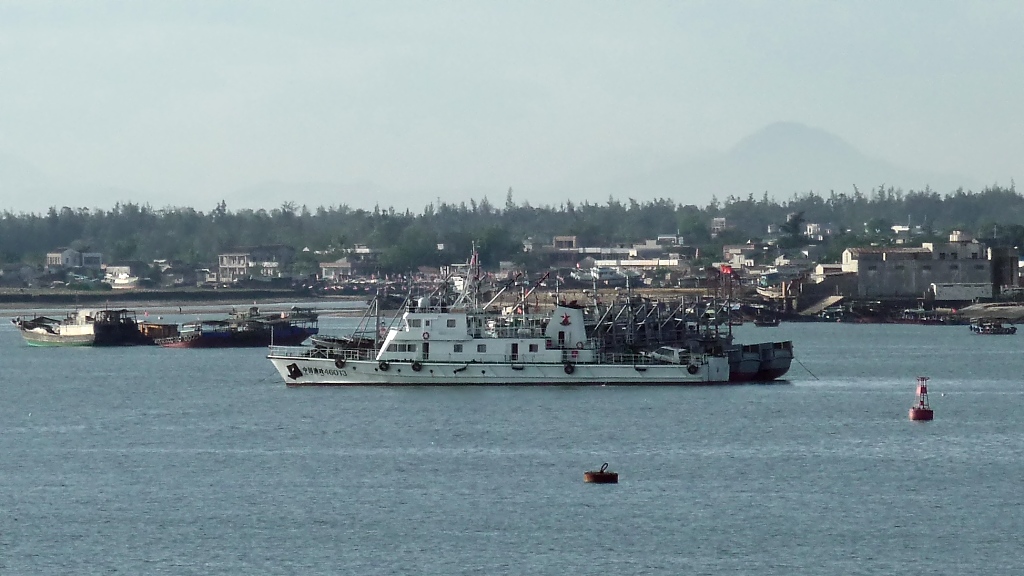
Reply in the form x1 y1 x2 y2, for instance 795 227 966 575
218 245 296 283
841 232 1003 298
45 248 103 272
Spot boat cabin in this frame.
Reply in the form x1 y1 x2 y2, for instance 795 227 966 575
375 299 595 364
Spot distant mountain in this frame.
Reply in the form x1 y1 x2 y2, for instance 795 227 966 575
0 123 986 214
558 122 979 205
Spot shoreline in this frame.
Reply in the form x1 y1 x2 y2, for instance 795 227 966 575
0 288 369 316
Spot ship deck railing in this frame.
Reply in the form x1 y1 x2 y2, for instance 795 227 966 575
268 345 713 366
270 345 379 361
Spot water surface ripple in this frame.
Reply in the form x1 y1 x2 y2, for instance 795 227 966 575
2 319 1022 574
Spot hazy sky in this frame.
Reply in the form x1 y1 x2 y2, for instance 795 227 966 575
1 1 1022 214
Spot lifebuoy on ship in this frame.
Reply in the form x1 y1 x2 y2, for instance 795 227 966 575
378 360 390 371
422 331 430 340
334 357 346 369
411 361 423 372
564 363 575 374
687 364 699 375
576 341 584 349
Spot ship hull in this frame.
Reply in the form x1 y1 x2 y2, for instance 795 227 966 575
726 341 793 382
268 352 731 386
755 342 793 381
19 330 95 346
14 309 153 347
160 329 317 348
726 355 763 382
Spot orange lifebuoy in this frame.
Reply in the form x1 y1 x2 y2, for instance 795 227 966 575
422 331 430 340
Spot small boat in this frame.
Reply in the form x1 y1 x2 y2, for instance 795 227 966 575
969 318 1017 335
898 308 968 325
753 316 780 327
584 463 618 484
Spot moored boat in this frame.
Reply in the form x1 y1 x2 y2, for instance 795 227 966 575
268 264 791 386
269 298 730 385
12 313 95 346
969 318 1016 335
157 306 319 348
11 308 152 346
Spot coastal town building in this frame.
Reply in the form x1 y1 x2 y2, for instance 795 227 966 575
710 217 730 237
319 245 382 281
218 245 296 284
840 231 1015 298
45 248 103 272
723 243 759 268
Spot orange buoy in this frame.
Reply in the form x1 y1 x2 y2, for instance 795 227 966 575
584 462 618 484
908 376 934 421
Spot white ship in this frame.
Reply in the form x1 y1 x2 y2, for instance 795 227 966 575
268 296 730 386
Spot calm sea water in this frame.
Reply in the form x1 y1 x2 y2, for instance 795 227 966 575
2 315 1023 575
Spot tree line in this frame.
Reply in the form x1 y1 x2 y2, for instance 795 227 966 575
2 184 1023 275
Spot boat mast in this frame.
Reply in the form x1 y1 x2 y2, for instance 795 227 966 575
374 286 382 352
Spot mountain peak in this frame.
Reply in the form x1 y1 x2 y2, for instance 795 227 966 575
728 122 865 163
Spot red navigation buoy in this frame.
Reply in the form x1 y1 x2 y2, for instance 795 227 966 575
584 462 618 484
908 376 934 421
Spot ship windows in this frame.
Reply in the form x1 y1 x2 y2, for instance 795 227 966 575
454 344 463 353
447 319 457 328
389 343 417 352
477 344 487 353
408 319 422 328
529 344 539 352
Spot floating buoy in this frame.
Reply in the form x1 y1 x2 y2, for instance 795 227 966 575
908 376 934 421
584 462 618 484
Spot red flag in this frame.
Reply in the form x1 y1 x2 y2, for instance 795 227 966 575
721 264 733 274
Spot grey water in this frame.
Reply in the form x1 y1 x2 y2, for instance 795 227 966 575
2 317 1023 575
